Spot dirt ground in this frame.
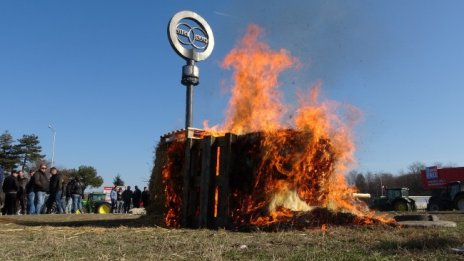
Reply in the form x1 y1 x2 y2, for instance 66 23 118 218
0 213 462 260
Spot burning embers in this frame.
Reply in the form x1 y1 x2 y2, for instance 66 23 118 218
149 24 391 229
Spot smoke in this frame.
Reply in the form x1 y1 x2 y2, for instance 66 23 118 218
218 1 387 89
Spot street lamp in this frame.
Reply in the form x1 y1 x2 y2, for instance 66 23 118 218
48 124 56 167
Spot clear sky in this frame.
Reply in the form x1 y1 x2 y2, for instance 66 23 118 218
1 1 463 188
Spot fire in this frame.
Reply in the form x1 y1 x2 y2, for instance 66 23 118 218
221 24 298 134
204 24 389 225
159 24 392 228
161 141 184 227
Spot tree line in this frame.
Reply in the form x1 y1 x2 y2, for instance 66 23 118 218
0 131 44 171
346 161 457 196
0 130 103 189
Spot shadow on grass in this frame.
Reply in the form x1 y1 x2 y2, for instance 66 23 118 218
376 236 461 251
2 215 164 228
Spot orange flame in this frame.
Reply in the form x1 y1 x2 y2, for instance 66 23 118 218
216 24 299 134
321 223 327 232
203 24 390 225
161 141 184 227
161 24 393 228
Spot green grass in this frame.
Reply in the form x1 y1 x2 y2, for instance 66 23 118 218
0 213 462 260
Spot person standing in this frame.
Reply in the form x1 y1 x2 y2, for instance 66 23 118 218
48 167 65 214
16 171 28 215
0 166 4 210
141 187 150 209
122 186 133 213
110 187 117 213
69 177 84 213
33 164 49 214
0 165 3 192
2 170 19 215
116 187 124 213
61 178 69 214
65 179 73 214
25 171 35 214
133 186 142 208
0 165 4 185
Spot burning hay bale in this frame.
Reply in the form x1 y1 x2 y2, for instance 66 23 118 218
226 130 338 226
147 129 388 229
148 137 185 227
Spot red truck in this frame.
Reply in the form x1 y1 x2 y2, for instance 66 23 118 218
421 166 464 211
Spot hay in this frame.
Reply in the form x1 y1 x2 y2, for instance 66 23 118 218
240 207 395 232
148 138 185 226
148 130 341 229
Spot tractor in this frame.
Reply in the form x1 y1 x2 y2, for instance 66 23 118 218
427 181 464 211
371 187 416 211
81 193 112 214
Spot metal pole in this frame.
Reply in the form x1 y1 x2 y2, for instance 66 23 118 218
181 59 199 130
48 124 56 167
168 11 215 228
186 84 193 129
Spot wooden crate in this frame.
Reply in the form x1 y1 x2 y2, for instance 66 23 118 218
182 133 237 228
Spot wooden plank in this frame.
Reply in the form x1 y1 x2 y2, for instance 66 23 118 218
181 137 194 227
199 136 214 228
187 142 201 227
217 133 236 228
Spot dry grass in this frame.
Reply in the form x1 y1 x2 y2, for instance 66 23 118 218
0 213 462 260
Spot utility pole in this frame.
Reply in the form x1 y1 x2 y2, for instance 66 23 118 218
48 124 56 167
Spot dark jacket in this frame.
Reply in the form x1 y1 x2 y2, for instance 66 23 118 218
0 166 4 185
69 179 85 196
17 176 28 197
142 190 150 205
49 173 64 194
2 175 19 193
33 170 49 192
133 188 142 201
122 189 133 202
26 176 34 194
62 180 68 196
65 181 73 198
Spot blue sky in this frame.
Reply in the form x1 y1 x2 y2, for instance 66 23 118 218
1 1 463 188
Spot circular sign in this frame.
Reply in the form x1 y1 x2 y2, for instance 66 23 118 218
168 11 215 62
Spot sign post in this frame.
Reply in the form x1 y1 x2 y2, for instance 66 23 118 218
167 11 215 130
168 11 215 227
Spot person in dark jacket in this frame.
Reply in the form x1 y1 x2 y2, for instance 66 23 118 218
0 165 4 187
2 170 19 215
141 187 150 208
61 178 70 213
65 179 74 213
69 177 84 213
0 166 4 211
122 186 133 213
132 186 142 208
33 164 49 214
26 171 35 214
116 187 124 213
47 167 65 214
16 170 28 215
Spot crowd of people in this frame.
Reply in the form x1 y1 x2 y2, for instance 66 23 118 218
109 185 150 213
0 163 149 215
1 163 86 215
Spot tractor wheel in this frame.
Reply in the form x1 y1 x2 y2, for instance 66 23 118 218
455 196 464 211
97 203 111 214
427 202 441 211
393 200 409 212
